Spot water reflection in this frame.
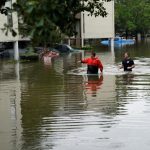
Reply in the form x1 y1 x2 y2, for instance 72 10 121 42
53 53 82 74
0 62 22 150
43 56 52 66
20 56 86 149
84 75 103 97
20 52 119 149
116 73 135 86
1 41 150 150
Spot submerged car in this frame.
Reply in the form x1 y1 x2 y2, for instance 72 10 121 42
101 37 135 46
54 44 76 53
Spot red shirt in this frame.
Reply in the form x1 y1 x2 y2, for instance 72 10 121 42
81 57 103 72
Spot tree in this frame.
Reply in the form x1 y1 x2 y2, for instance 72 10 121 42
0 0 6 8
115 0 150 38
1 0 112 47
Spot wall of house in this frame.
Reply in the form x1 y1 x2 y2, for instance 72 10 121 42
0 0 19 42
82 1 114 39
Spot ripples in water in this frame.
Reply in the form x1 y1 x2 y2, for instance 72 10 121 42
68 57 150 76
1 45 150 150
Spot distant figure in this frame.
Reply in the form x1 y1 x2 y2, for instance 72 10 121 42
40 48 59 60
120 52 135 71
80 52 103 74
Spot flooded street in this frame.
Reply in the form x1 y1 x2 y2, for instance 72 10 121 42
0 41 150 150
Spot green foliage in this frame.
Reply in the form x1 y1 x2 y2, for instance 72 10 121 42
81 45 93 50
0 0 6 9
115 0 150 35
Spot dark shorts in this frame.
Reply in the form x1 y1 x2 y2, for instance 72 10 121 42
87 65 98 74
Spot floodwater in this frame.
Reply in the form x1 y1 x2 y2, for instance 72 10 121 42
0 40 150 150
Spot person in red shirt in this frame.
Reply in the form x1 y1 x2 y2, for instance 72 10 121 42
80 52 103 74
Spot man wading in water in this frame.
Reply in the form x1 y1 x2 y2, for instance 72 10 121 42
120 52 135 71
80 52 103 74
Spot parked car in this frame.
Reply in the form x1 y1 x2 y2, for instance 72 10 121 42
101 36 135 46
0 43 5 50
54 44 75 53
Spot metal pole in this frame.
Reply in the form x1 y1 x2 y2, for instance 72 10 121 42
110 38 115 63
14 41 19 61
110 38 114 49
68 38 71 46
81 12 84 47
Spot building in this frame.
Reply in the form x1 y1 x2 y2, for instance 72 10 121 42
0 0 19 60
0 0 115 59
74 1 114 47
0 0 19 42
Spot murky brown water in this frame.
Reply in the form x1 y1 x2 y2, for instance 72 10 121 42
0 40 150 150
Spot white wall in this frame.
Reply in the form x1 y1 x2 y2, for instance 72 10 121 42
0 0 19 42
82 1 114 39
